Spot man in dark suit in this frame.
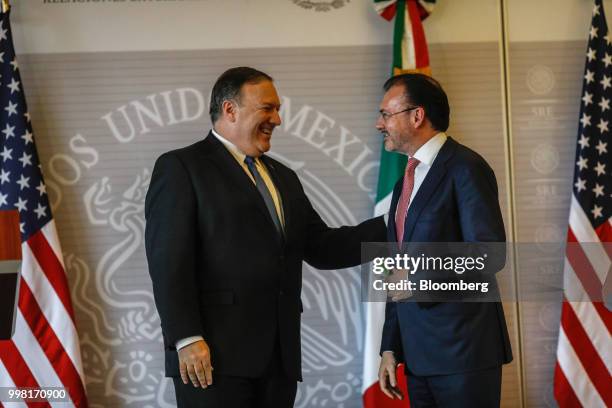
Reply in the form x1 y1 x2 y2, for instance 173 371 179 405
145 67 386 407
376 73 513 407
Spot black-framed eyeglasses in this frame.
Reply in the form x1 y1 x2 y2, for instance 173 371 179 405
379 106 419 122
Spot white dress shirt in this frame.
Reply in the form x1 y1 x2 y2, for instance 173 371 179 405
212 129 284 226
398 132 447 215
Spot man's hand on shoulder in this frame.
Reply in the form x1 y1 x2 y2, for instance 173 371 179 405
178 339 213 388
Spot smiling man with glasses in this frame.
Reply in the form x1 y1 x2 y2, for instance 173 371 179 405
379 106 420 122
376 73 513 408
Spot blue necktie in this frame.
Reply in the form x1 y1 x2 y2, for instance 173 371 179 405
244 156 283 236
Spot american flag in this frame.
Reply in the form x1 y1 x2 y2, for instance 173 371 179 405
554 0 612 406
0 7 88 407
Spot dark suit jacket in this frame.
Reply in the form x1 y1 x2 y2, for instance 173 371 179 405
380 136 513 376
145 131 386 381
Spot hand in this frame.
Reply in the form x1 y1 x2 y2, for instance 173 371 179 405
386 268 412 302
178 339 213 388
378 351 403 400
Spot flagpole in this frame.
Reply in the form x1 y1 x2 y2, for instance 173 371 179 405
1 0 9 13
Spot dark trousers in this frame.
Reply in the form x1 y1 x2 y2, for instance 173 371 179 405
172 342 297 408
405 366 502 408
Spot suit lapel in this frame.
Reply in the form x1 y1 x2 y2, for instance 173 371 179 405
205 132 280 236
401 137 457 243
388 179 404 242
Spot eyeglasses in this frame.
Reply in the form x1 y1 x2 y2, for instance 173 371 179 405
379 106 419 122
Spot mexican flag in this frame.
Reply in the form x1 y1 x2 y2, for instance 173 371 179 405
362 1 435 407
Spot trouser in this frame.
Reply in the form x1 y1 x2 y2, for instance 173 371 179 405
406 366 502 408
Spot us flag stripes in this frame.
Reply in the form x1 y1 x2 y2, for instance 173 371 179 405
0 5 88 407
553 0 612 406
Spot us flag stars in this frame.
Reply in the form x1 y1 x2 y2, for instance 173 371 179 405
598 96 610 111
0 14 52 240
578 134 590 149
1 8 93 405
0 168 9 184
2 123 14 138
4 100 17 115
573 4 612 225
597 118 609 132
7 77 19 93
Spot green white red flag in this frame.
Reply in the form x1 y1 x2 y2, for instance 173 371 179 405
363 1 435 407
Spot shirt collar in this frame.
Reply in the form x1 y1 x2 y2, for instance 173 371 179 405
412 132 447 167
212 128 248 163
